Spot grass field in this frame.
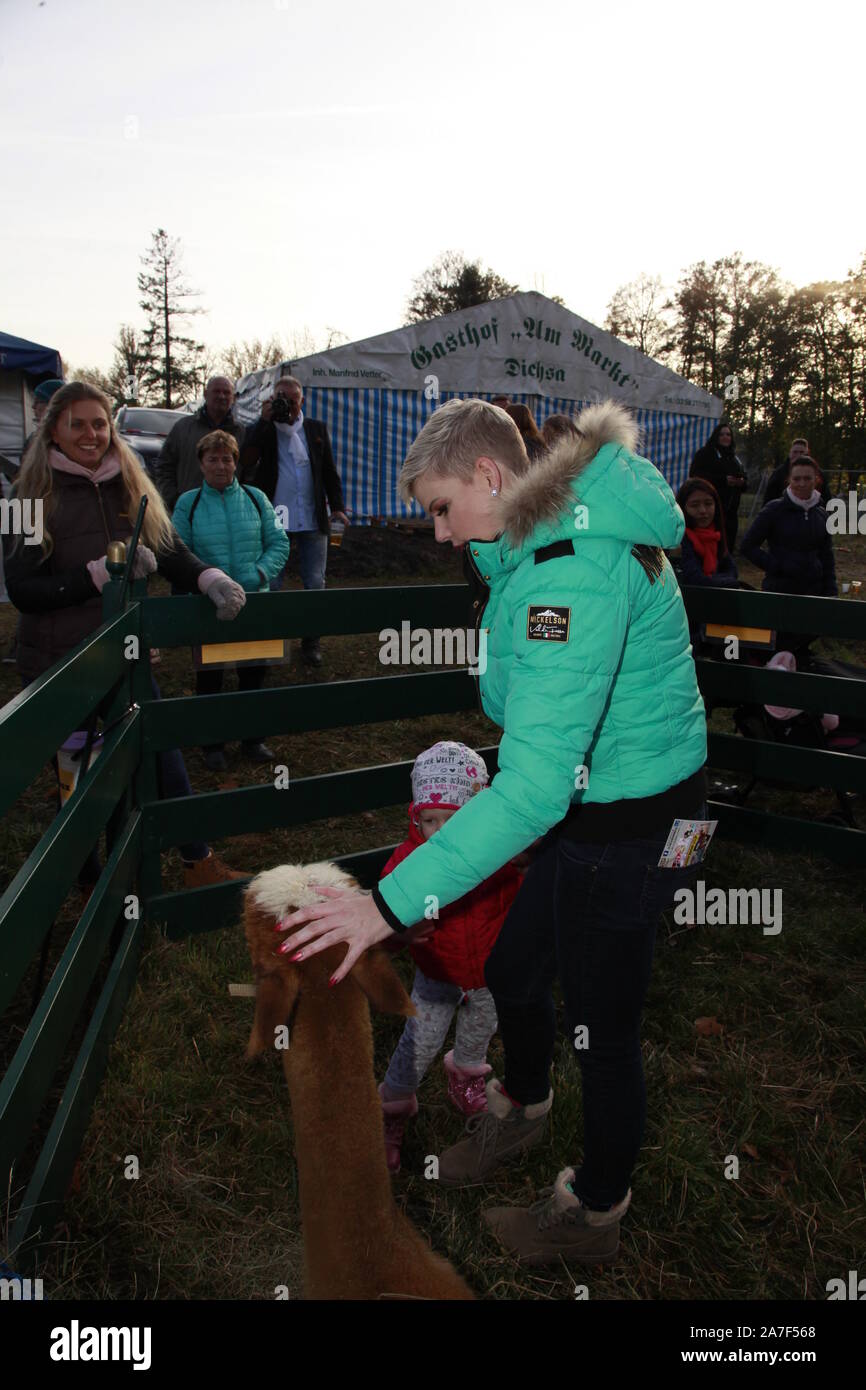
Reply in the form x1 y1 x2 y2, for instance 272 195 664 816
2 521 865 1301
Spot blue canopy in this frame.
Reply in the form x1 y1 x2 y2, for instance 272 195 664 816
0 331 62 380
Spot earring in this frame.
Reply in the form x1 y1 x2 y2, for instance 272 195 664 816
491 487 499 496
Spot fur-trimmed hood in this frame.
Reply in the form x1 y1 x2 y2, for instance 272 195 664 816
497 400 681 555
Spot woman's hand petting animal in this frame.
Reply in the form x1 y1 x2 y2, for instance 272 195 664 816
275 886 397 984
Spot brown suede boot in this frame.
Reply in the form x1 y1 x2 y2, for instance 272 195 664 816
483 1167 631 1266
183 850 248 888
437 1078 552 1188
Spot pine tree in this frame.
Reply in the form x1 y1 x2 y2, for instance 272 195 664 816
137 229 204 407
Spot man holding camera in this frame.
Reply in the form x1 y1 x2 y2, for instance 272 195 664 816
239 375 348 667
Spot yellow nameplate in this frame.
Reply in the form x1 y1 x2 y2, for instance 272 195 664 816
200 639 285 664
704 623 773 645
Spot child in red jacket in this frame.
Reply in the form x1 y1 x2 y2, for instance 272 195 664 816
378 741 523 1174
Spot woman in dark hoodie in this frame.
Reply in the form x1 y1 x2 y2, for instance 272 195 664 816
740 456 836 655
689 420 747 548
674 478 739 588
4 381 250 890
741 456 836 597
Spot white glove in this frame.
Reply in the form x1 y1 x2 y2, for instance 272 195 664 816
131 544 158 578
201 573 247 620
87 543 158 594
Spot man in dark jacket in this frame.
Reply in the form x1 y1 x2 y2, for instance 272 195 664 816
156 376 245 511
239 375 348 666
765 438 831 505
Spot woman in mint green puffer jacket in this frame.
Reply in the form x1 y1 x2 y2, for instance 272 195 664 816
275 399 710 1262
373 399 708 925
171 429 289 769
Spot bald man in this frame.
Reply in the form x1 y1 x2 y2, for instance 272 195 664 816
156 376 246 511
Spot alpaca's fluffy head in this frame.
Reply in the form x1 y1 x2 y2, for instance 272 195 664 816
244 860 359 922
242 861 414 1059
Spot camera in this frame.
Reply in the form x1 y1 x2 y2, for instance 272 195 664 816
270 394 293 424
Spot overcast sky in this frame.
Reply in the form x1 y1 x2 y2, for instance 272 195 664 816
2 0 863 373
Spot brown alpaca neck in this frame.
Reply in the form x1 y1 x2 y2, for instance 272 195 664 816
284 986 397 1260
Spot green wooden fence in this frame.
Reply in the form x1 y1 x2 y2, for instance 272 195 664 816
1 565 864 1271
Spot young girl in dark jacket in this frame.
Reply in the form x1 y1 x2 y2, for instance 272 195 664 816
674 479 739 588
4 381 249 889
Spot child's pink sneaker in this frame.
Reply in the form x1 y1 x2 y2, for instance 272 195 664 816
444 1050 492 1116
378 1084 418 1174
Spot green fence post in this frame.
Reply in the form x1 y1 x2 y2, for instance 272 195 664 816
101 575 135 866
102 551 158 921
105 571 151 955
130 602 160 917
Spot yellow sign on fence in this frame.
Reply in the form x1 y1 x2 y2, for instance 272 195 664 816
197 639 286 666
704 623 774 649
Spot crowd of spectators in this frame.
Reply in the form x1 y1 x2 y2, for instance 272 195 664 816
1 382 857 896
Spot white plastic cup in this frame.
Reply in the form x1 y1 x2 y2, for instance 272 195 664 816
329 519 345 548
57 731 104 805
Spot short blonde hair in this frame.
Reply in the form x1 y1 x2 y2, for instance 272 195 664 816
399 398 529 504
276 375 303 395
197 429 239 462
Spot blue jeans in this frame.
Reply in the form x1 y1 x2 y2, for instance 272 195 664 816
484 815 704 1210
269 529 328 594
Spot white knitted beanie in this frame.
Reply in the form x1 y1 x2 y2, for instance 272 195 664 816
411 740 489 811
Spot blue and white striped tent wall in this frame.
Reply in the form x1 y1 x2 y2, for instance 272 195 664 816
302 386 381 524
302 387 716 522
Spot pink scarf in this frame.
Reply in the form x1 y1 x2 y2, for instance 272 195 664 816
48 445 122 483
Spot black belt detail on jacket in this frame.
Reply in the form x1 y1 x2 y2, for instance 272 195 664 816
556 767 708 844
535 539 575 564
372 883 411 933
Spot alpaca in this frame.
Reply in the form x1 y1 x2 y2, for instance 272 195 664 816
243 862 475 1301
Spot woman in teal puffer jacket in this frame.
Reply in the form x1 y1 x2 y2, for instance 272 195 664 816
172 429 289 770
275 399 709 1268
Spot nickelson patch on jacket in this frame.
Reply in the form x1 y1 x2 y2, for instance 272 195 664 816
526 605 571 642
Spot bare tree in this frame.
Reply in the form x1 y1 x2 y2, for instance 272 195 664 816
605 273 674 360
217 325 347 381
219 336 289 379
66 365 114 397
107 323 153 405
